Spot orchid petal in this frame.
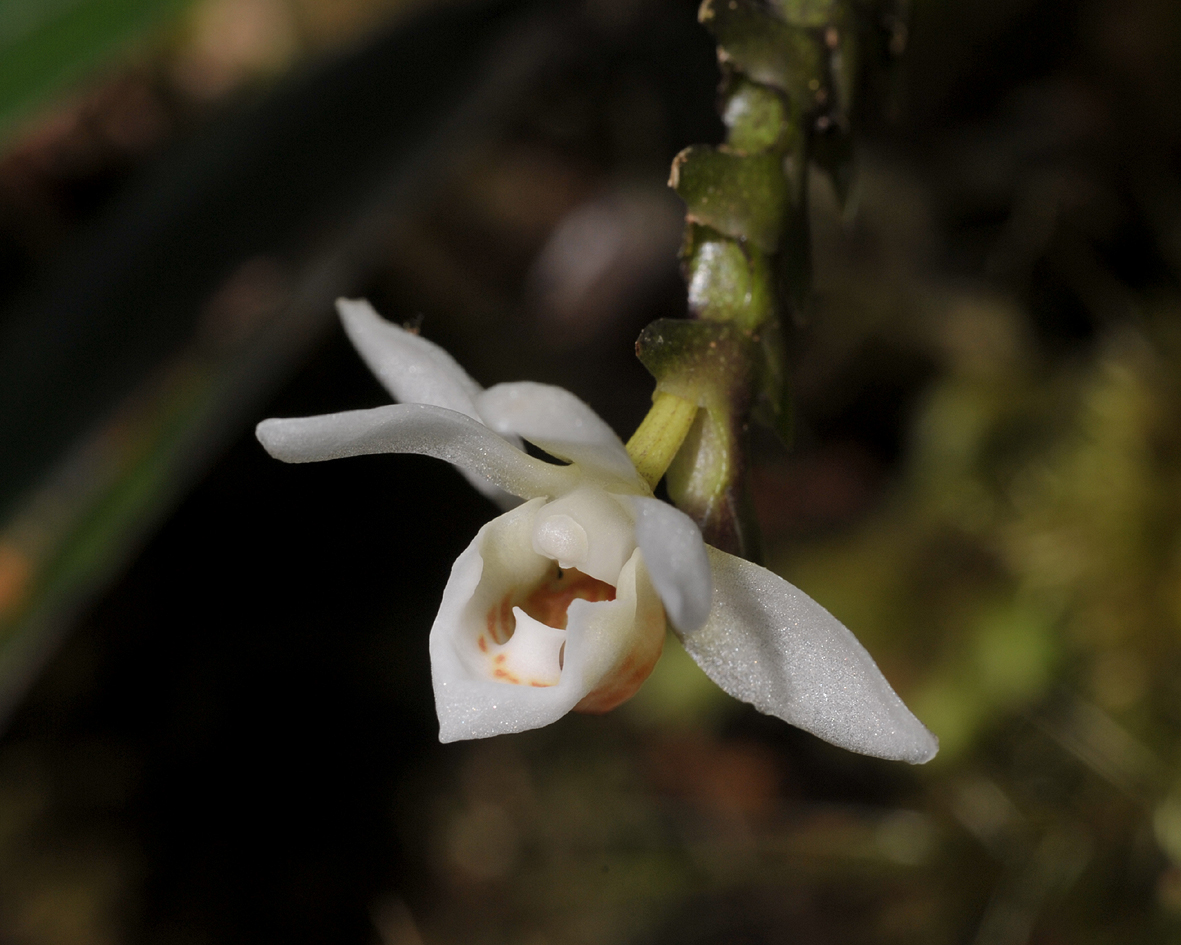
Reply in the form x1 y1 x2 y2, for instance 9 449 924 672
567 551 664 714
337 298 484 419
256 404 577 499
629 496 712 634
476 382 645 490
337 299 524 507
677 548 938 764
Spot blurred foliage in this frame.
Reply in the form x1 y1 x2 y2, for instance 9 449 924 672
0 0 426 145
0 0 193 139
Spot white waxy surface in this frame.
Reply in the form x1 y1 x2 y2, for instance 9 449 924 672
630 495 713 634
337 298 483 419
336 298 521 506
678 548 938 764
255 404 578 500
477 382 644 490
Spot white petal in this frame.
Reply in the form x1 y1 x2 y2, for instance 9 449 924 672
678 547 938 764
255 404 576 499
629 496 713 634
476 382 645 490
429 504 659 740
336 299 523 507
337 298 484 418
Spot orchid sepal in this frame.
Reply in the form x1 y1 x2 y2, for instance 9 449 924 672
677 547 938 764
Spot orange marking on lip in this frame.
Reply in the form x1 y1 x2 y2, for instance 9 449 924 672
482 567 618 690
496 595 513 644
521 567 615 630
483 567 614 655
484 593 516 646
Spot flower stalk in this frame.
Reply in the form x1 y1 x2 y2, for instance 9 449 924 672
625 392 698 490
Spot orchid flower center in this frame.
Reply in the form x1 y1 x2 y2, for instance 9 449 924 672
477 566 616 687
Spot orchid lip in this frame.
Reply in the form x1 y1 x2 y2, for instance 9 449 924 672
473 564 617 688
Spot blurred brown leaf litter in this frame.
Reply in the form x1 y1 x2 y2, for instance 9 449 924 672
0 0 1180 943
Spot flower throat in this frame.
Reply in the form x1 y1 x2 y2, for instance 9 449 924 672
484 567 616 647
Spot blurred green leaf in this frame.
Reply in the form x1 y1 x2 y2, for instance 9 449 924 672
765 0 837 28
0 0 194 138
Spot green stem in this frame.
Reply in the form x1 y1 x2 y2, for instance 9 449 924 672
626 393 699 491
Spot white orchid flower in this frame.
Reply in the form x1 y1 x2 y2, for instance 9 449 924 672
256 300 937 764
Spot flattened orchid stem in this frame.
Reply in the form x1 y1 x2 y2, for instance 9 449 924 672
625 392 699 490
